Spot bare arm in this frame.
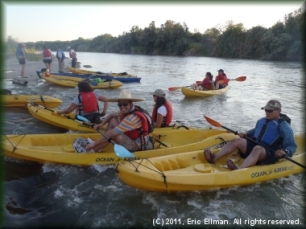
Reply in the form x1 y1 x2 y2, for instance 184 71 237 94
98 95 108 116
57 103 78 115
154 113 164 128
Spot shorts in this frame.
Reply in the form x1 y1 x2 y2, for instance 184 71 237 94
239 138 278 164
18 58 26 65
43 59 52 64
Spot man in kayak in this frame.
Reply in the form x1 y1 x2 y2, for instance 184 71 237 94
204 100 297 170
152 89 173 127
85 90 154 152
214 69 228 89
56 81 108 124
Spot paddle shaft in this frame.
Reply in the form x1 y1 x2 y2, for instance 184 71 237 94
218 123 305 169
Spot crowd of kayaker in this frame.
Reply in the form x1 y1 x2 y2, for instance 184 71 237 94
14 43 298 172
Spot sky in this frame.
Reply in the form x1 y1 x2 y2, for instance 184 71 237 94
2 1 304 43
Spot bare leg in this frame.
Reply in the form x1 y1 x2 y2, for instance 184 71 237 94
21 64 25 77
105 117 120 131
213 138 247 162
113 134 140 152
238 145 267 169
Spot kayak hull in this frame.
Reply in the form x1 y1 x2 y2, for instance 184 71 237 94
181 86 230 97
3 130 231 166
3 95 62 108
117 134 305 191
36 71 141 83
39 72 123 89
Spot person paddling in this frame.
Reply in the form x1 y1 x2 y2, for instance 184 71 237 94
204 100 297 170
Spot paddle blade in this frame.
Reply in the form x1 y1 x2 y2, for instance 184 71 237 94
76 115 90 122
114 144 135 158
168 87 181 91
203 115 222 127
236 76 247 81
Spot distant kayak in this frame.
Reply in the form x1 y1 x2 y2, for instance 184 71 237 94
181 86 230 97
4 94 62 108
68 67 138 78
36 71 141 83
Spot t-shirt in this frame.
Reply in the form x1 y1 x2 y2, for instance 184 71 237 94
157 105 167 117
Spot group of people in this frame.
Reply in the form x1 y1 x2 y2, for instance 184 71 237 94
57 80 297 172
16 44 77 77
191 69 229 90
14 44 297 171
57 81 173 152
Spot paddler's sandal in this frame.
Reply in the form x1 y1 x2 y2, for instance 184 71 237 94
226 159 238 170
204 149 215 164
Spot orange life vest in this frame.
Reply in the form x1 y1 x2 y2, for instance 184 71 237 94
151 101 173 126
78 92 98 114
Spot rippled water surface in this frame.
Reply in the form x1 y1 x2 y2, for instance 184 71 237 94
3 53 305 228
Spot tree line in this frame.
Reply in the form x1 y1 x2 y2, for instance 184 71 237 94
5 7 304 62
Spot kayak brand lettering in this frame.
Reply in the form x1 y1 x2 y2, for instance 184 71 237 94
251 166 294 178
95 157 140 162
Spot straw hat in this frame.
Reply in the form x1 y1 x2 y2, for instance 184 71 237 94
107 90 144 102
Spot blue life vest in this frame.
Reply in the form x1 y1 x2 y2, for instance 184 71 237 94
253 118 283 149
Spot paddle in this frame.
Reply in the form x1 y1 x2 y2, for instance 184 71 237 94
203 115 306 169
217 76 247 85
76 115 134 158
168 86 191 92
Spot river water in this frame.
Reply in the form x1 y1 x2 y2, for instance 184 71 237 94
3 52 305 228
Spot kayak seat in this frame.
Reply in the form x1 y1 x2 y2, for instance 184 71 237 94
194 164 212 173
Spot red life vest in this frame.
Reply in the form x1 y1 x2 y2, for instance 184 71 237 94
43 49 51 57
78 92 98 114
151 101 173 126
216 74 228 84
120 107 151 140
200 78 212 89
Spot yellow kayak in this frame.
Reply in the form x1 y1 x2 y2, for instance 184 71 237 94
27 102 97 132
3 130 230 166
3 94 62 108
181 86 230 97
117 134 304 191
68 67 137 78
41 73 123 89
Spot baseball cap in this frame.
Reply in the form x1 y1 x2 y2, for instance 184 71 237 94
261 100 282 110
153 89 165 97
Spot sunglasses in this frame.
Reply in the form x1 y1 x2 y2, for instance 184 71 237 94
117 102 129 107
265 109 275 113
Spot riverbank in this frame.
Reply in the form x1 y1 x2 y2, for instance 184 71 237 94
4 55 72 84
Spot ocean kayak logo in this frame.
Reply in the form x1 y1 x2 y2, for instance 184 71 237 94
251 165 294 178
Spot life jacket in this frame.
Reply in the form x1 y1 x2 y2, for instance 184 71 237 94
200 78 212 89
151 101 173 127
43 49 51 57
121 105 154 140
77 92 98 114
253 118 283 150
216 74 228 84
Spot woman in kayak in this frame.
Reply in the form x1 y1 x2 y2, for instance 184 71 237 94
192 72 215 90
215 69 228 89
57 81 108 123
152 89 173 128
